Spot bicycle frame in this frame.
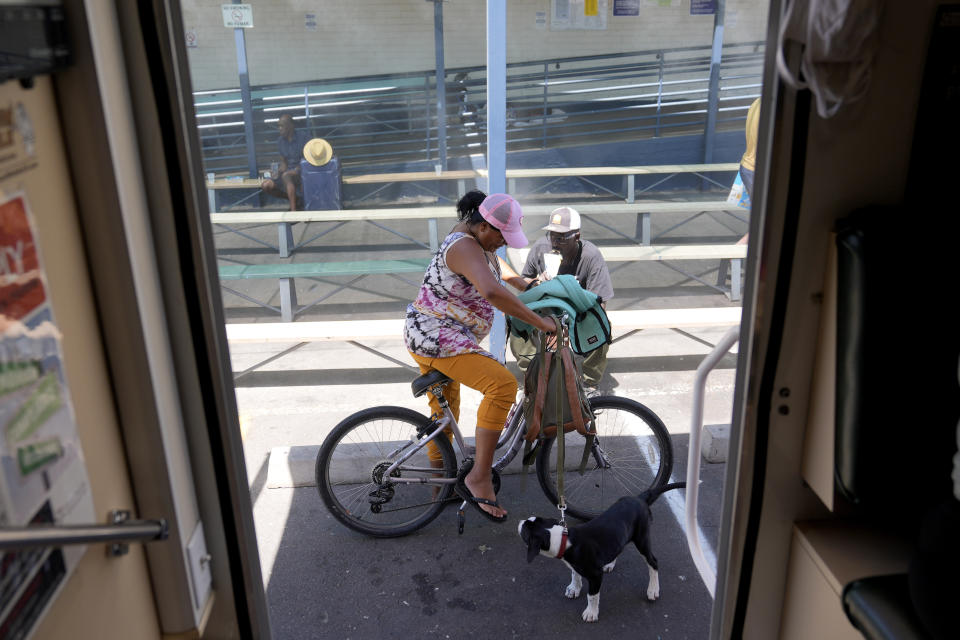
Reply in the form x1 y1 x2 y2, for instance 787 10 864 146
380 386 529 485
380 316 604 486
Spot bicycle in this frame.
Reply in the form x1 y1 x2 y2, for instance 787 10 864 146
315 330 673 538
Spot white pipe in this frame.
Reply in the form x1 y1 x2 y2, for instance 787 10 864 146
686 325 739 599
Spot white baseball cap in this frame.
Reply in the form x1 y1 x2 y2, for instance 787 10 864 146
542 206 581 233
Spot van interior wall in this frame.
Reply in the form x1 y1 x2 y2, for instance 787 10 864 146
736 0 958 637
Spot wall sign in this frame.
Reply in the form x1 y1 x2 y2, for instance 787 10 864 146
221 4 253 29
552 0 608 30
613 0 640 16
691 0 717 15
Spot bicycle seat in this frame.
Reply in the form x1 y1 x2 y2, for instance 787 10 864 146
411 370 452 397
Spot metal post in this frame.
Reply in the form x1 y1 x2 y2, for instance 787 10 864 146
487 1 507 194
656 52 664 137
702 0 726 165
487 0 508 360
542 62 550 148
433 0 448 170
233 2 257 178
304 86 311 136
424 74 432 160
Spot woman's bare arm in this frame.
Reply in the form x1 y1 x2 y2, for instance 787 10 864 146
496 255 534 291
447 239 554 333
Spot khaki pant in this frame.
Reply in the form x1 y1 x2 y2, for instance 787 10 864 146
508 333 609 388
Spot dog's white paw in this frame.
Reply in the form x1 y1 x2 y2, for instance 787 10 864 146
603 559 616 573
581 594 600 622
646 567 660 600
565 571 582 598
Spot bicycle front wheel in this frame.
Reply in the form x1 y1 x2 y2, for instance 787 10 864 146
315 406 457 537
536 395 673 521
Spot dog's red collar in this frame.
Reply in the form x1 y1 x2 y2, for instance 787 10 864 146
557 529 569 559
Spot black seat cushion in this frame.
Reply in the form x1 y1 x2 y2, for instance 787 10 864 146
833 208 958 517
411 370 452 398
842 574 931 640
908 499 960 640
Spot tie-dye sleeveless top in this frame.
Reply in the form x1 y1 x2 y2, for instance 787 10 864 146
404 232 501 359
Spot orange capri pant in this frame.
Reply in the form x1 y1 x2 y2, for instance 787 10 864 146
409 352 518 461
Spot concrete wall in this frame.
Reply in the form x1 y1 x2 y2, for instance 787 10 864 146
182 0 769 91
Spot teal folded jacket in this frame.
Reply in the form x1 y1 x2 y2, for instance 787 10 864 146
509 274 611 355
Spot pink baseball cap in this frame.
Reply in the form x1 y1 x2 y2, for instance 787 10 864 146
479 193 528 248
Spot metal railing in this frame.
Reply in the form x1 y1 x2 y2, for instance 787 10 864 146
685 325 740 598
194 41 763 176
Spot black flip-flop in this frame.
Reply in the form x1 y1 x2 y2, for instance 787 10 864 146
455 459 508 523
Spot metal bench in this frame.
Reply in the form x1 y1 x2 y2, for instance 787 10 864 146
210 200 742 257
206 163 739 213
508 243 748 301
223 306 742 343
218 258 431 322
337 163 739 204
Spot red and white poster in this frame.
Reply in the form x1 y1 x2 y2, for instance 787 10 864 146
0 192 92 639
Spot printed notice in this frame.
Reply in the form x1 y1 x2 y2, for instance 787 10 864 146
613 0 640 16
690 0 717 15
552 0 608 30
221 3 253 28
0 193 93 639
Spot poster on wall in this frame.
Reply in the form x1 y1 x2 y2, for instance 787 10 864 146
551 0 609 30
0 86 94 639
613 0 640 16
690 0 717 15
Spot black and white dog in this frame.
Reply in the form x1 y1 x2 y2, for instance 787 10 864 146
517 482 686 622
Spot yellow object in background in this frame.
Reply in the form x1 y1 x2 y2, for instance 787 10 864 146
585 0 598 16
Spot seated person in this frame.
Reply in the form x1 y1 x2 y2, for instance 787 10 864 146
260 113 308 210
509 206 614 390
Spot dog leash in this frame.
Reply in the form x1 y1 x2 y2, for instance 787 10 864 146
553 316 568 530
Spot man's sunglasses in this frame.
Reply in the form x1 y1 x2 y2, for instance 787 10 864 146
548 230 579 242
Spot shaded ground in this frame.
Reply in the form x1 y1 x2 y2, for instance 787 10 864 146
259 434 725 640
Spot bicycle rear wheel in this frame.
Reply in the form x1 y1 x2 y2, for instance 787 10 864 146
536 395 673 521
315 406 456 537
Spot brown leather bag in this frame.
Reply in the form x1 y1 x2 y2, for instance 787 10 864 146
521 318 594 443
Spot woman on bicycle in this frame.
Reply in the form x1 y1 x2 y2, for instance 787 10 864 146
404 191 555 522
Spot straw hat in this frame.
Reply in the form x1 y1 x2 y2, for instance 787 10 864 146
302 138 333 166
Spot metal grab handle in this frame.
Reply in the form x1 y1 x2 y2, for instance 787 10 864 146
0 510 168 556
685 325 739 599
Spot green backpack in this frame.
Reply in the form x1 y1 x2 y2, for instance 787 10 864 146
509 275 612 355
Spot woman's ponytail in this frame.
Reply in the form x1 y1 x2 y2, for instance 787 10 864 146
456 189 487 224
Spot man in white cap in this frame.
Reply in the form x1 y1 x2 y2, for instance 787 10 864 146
509 206 614 390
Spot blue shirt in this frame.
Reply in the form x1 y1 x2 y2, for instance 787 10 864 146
278 130 308 168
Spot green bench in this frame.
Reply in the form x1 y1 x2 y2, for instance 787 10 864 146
218 258 431 322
